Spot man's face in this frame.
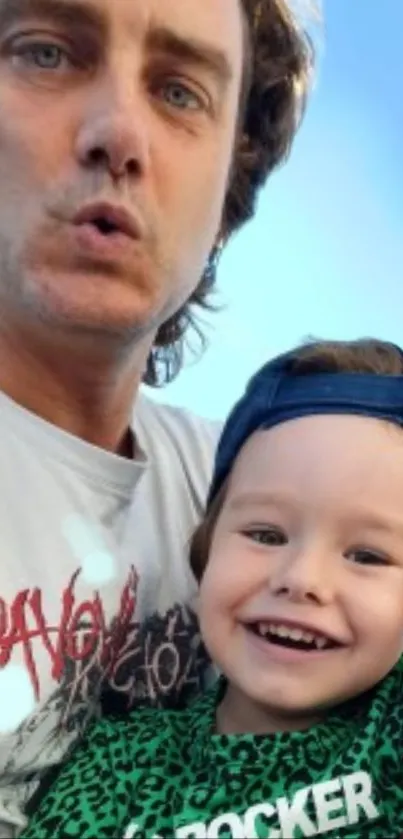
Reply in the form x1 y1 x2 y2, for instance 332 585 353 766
0 0 243 340
199 415 403 732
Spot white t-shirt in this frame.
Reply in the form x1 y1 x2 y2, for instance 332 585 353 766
0 388 220 837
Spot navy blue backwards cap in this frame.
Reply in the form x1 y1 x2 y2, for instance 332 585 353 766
208 346 403 506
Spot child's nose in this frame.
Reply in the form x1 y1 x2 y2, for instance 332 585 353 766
269 546 334 605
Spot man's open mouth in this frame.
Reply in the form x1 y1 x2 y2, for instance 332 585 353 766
73 202 141 240
246 621 340 652
89 217 121 235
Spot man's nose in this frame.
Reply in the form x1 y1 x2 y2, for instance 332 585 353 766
75 72 151 180
269 544 334 605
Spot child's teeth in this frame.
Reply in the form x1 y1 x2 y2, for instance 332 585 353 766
257 621 329 648
290 629 313 642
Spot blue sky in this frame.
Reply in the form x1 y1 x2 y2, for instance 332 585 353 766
148 0 403 419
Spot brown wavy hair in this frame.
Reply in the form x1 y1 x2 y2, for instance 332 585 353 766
144 0 317 386
189 337 403 581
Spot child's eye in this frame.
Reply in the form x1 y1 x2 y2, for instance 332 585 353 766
347 547 389 566
241 528 287 546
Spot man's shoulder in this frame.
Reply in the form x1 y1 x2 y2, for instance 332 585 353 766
129 393 222 571
135 390 221 444
134 390 222 476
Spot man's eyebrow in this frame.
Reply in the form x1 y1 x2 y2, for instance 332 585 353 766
147 26 234 89
0 4 234 90
0 0 106 34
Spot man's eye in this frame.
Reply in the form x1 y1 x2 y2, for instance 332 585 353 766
11 42 72 72
348 548 388 566
159 80 204 111
241 528 287 546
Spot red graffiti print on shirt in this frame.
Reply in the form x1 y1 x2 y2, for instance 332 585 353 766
0 566 138 700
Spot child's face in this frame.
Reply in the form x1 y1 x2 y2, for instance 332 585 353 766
199 414 403 730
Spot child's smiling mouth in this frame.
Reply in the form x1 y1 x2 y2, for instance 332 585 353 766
243 619 344 655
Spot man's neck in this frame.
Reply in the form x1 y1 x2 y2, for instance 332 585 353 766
0 321 154 455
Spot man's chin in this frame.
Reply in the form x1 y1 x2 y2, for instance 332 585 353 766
23 269 162 341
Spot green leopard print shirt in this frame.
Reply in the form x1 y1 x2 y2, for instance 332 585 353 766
21 658 403 839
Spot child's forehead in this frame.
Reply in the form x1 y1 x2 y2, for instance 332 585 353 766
224 413 403 513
